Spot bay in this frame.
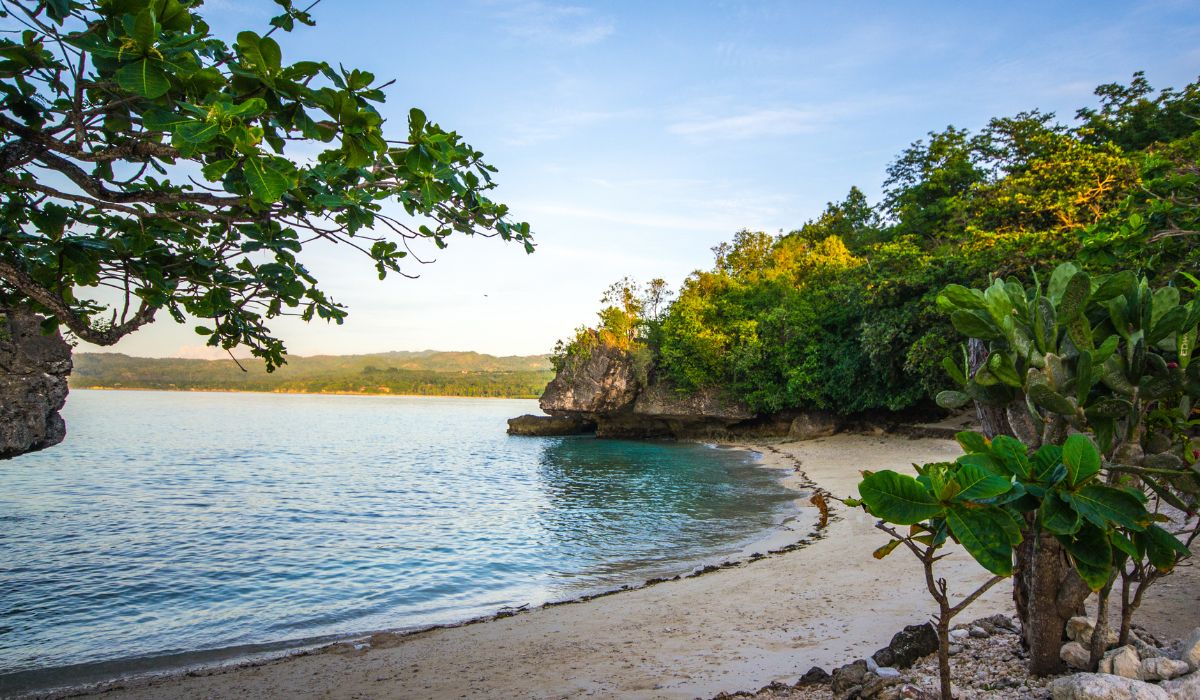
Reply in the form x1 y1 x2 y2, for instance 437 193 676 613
0 389 796 688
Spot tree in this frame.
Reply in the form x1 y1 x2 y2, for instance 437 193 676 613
0 0 532 455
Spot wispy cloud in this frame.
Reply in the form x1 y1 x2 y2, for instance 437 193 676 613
486 1 615 47
668 108 824 139
503 109 632 145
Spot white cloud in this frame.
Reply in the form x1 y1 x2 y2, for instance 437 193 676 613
486 1 615 47
668 108 824 139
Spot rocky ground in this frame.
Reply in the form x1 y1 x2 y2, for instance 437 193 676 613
720 614 1200 700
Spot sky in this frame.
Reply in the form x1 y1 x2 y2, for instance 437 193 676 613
81 0 1200 359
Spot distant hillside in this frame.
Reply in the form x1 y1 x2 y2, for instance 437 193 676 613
71 351 554 399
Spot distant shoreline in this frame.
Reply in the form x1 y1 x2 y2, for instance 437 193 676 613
69 386 543 400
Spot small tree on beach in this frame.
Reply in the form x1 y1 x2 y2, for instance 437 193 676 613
0 0 531 456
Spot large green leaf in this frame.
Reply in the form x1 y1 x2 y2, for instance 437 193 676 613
946 504 1015 575
1039 491 1082 535
858 470 944 525
116 59 170 98
989 435 1031 479
953 462 1013 501
1058 271 1090 324
935 390 970 410
1028 383 1075 416
1058 522 1112 590
1062 434 1101 486
243 159 290 203
955 431 990 454
1066 484 1149 531
1137 525 1191 572
951 309 1002 340
1091 271 1135 302
1032 444 1064 481
1048 262 1080 305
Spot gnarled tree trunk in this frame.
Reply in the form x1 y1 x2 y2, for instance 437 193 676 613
0 307 72 459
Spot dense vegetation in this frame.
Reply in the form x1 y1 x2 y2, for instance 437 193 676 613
556 73 1200 416
73 351 552 398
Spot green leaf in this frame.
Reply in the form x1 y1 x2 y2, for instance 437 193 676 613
176 120 222 144
243 158 289 203
953 461 1013 501
1048 263 1080 305
872 540 901 560
1039 491 1082 535
942 356 967 386
116 59 170 98
951 310 1002 340
987 352 1023 388
201 158 238 181
946 504 1015 575
1150 306 1188 345
1028 383 1076 416
858 470 944 525
990 435 1032 480
1091 270 1135 302
1058 271 1090 324
1139 524 1191 572
1062 434 1101 485
1067 484 1149 531
956 431 990 454
935 390 970 410
1058 522 1112 591
1032 444 1063 479
1085 396 1134 419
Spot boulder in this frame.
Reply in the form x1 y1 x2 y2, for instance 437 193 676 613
1161 671 1200 699
1068 616 1118 648
539 342 640 416
1049 673 1169 700
1183 629 1200 673
788 411 840 440
830 659 869 695
506 414 594 436
1061 641 1092 670
1141 657 1190 682
860 671 902 699
1110 645 1143 679
0 307 73 459
798 666 831 684
883 623 939 669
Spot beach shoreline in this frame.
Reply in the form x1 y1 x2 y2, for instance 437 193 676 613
25 432 1015 700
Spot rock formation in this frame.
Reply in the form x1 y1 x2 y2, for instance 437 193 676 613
1 308 73 459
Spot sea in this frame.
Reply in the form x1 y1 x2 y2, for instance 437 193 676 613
0 389 799 694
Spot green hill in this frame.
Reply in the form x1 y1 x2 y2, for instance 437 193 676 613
71 351 554 399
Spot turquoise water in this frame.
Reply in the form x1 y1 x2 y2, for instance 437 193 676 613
0 390 797 690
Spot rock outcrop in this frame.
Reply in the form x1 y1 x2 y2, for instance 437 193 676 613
506 414 595 436
1 308 73 459
522 340 924 440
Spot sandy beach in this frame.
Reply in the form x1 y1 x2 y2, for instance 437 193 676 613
44 433 1200 700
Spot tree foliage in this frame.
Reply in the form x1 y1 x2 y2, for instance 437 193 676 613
0 0 531 369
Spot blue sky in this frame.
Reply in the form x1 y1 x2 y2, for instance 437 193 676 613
89 0 1200 359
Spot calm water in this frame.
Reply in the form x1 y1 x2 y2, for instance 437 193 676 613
0 390 797 689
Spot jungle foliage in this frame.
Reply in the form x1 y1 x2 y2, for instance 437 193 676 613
558 73 1200 417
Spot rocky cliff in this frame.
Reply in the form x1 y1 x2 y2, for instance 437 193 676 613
1 308 72 459
510 342 850 440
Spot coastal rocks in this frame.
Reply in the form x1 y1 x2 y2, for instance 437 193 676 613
798 666 830 684
631 381 754 423
539 342 640 417
505 414 595 436
880 624 940 669
1161 671 1200 698
1110 646 1143 679
1049 673 1169 700
831 659 869 695
0 307 73 459
1067 615 1119 648
788 411 840 441
1140 658 1190 682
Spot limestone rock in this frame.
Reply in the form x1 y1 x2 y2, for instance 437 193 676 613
505 414 594 436
788 411 839 440
1111 645 1143 679
1061 641 1092 670
1050 673 1169 700
1160 671 1200 699
0 307 73 459
1141 657 1190 682
539 342 640 416
630 380 753 421
798 666 831 684
1183 629 1200 672
969 625 989 639
1068 616 1096 643
860 671 902 699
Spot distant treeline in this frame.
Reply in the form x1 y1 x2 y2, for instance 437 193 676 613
72 351 554 398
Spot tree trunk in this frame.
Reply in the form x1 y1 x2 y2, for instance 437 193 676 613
0 307 73 459
1024 530 1091 675
969 339 1013 438
936 614 953 700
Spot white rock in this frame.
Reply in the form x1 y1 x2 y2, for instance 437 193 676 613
1183 629 1200 673
866 656 879 672
876 667 901 679
948 644 963 656
1062 641 1093 670
1068 616 1096 643
1142 657 1191 682
1050 673 1169 700
1160 671 1200 700
1111 645 1143 679
950 628 969 640
969 625 989 639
